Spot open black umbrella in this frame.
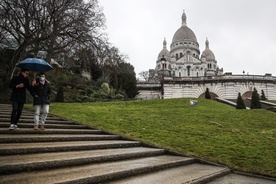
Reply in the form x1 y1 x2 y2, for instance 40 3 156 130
16 58 53 72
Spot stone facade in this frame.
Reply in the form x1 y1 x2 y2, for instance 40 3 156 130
137 74 276 100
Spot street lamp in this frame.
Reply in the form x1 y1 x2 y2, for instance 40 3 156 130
160 56 166 99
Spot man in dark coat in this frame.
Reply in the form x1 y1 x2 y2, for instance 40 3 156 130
9 69 32 130
32 72 51 130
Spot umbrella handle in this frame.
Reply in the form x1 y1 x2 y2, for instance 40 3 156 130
32 72 37 86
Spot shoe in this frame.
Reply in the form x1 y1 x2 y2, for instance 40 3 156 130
40 125 45 130
9 124 14 130
34 125 38 130
13 125 19 130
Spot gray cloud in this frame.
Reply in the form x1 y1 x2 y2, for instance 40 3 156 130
99 0 276 76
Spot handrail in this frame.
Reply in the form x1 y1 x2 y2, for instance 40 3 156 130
137 74 276 83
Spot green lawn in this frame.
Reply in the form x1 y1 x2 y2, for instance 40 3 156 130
36 99 276 177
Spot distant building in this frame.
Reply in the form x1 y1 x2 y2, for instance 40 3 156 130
137 11 276 100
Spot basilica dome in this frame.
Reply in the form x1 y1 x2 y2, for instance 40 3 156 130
201 49 215 60
157 38 170 60
171 11 198 44
201 39 216 61
158 49 170 59
172 26 197 43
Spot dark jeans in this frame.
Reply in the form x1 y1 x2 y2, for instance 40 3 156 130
10 101 25 125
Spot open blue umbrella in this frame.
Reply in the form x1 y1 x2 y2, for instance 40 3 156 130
16 58 53 72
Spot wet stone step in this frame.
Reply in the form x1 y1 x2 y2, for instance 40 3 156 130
0 134 120 143
109 163 230 184
208 173 276 184
0 128 103 134
0 140 142 155
0 110 33 114
0 147 166 174
0 118 79 125
0 155 195 184
0 122 90 129
0 114 66 120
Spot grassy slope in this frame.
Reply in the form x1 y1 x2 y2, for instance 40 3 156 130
41 99 275 177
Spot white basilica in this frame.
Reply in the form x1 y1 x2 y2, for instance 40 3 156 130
151 11 223 80
138 11 276 100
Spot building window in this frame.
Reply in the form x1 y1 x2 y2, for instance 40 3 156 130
187 53 190 61
176 53 178 59
180 53 183 58
187 66 191 76
162 63 166 69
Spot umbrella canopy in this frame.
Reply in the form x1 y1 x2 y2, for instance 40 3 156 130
16 58 53 72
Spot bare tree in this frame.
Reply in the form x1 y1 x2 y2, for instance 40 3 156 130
138 71 149 82
43 0 108 64
0 0 107 79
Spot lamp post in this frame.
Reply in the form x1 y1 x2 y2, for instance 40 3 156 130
160 56 166 99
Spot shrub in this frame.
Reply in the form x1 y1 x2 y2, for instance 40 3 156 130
205 88 211 99
260 89 267 100
250 88 261 109
236 92 246 109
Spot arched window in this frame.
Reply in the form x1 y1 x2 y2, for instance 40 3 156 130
180 53 183 58
162 63 166 69
187 66 191 76
176 53 178 60
186 51 190 61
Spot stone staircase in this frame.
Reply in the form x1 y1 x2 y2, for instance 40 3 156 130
0 104 275 184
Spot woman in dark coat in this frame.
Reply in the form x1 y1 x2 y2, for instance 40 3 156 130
9 69 32 130
32 72 51 130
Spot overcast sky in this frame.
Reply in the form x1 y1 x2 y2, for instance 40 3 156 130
99 0 276 77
